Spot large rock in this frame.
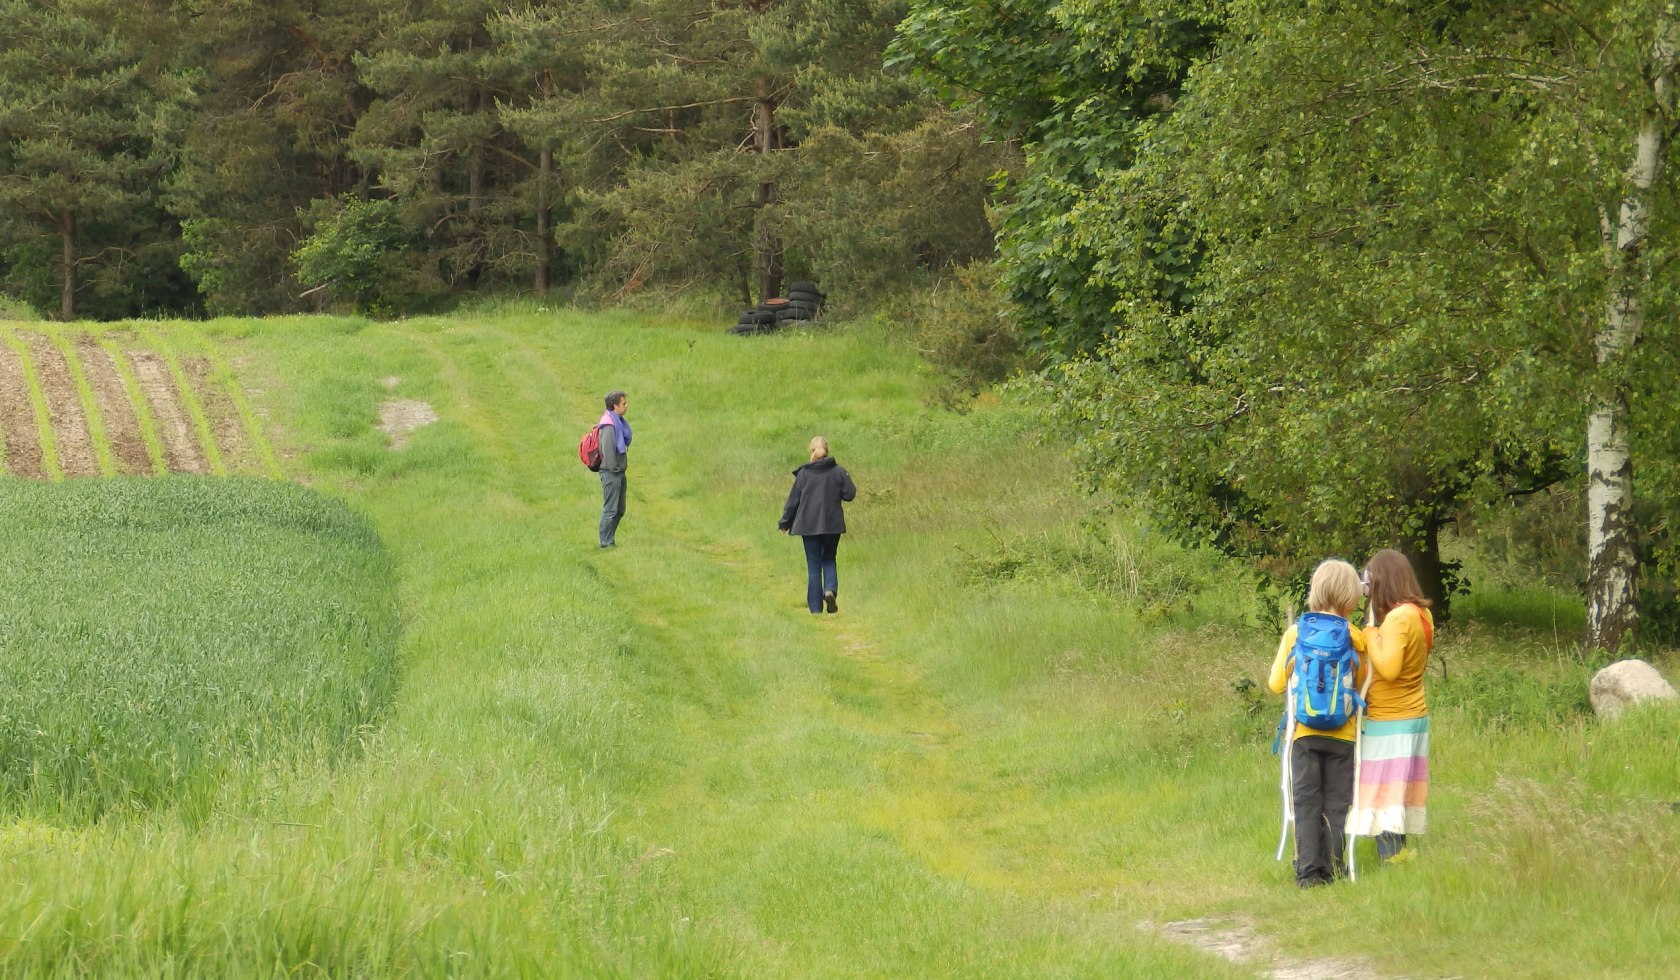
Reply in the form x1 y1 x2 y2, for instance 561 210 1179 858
1589 659 1679 719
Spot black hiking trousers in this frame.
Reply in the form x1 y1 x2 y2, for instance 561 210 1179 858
1291 735 1355 885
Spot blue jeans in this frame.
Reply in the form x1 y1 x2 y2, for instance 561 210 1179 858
801 534 840 613
599 469 626 547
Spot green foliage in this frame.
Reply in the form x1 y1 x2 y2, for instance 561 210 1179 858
166 1 382 315
0 0 197 318
915 261 1037 402
0 291 41 321
891 0 1221 356
0 477 398 822
293 195 422 315
992 2 1680 626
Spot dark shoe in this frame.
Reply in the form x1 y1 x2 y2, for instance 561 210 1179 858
823 591 837 614
1296 876 1330 889
600 543 615 549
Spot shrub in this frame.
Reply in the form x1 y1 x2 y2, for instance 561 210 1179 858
916 261 1038 404
0 292 41 321
293 195 421 316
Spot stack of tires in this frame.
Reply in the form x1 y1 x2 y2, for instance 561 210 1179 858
728 281 827 335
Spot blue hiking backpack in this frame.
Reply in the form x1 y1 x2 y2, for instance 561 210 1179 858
1290 612 1363 730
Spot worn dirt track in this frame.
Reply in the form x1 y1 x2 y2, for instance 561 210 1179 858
0 329 259 480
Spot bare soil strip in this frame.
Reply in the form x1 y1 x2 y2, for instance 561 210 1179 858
1159 918 1381 980
128 349 210 474
25 334 99 477
0 345 45 478
182 356 253 473
77 337 152 475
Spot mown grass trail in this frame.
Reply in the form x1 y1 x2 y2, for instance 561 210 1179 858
0 309 1674 976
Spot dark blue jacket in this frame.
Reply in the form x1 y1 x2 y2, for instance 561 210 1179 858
779 457 856 536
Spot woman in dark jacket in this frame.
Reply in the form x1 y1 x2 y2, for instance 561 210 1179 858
778 436 857 614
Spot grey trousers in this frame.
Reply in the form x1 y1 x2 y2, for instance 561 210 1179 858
1291 735 1354 884
599 469 626 546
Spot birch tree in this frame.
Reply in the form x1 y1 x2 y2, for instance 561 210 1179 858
1588 24 1679 650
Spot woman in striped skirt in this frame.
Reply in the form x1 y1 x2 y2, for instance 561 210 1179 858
1352 548 1435 862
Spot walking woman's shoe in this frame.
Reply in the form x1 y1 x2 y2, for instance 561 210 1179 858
823 591 838 614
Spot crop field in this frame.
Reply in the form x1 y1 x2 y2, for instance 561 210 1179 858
0 308 1673 977
0 324 277 480
0 477 399 823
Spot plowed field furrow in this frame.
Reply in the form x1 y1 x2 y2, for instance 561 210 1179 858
0 345 45 478
128 350 210 474
183 356 253 474
26 334 99 477
77 337 152 475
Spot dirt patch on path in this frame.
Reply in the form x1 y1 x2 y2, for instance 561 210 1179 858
128 350 210 474
0 345 45 478
25 334 98 477
1159 917 1382 979
76 337 151 475
377 398 437 449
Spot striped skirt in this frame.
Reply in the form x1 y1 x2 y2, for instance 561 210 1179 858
1348 716 1429 836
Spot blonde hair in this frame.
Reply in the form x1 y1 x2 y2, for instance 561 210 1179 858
1307 559 1362 616
808 436 830 461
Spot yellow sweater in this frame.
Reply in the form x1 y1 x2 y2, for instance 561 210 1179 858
1268 616 1371 743
1362 603 1433 720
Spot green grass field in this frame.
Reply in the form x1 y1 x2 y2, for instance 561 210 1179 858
0 308 1674 976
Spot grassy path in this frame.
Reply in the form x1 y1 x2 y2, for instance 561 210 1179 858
0 309 1674 976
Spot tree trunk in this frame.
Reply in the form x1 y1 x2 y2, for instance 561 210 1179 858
58 210 77 320
535 145 552 296
752 76 782 304
1402 519 1448 622
1586 27 1677 652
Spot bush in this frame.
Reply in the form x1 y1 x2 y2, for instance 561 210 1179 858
916 262 1038 404
0 292 41 321
293 195 421 317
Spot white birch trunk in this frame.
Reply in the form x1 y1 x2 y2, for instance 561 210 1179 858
1586 26 1678 651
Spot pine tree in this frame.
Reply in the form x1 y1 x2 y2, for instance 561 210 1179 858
0 0 192 319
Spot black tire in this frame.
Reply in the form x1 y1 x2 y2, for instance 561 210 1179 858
741 310 775 324
787 281 820 294
775 308 805 322
787 287 823 300
786 300 818 315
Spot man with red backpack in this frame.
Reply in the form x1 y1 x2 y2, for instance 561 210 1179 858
594 390 631 548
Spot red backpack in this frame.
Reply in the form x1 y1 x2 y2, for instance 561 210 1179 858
578 425 602 471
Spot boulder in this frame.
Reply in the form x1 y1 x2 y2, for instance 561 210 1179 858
1589 659 1679 719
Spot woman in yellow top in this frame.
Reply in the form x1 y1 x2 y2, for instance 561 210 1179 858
1350 548 1435 863
1267 559 1371 887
